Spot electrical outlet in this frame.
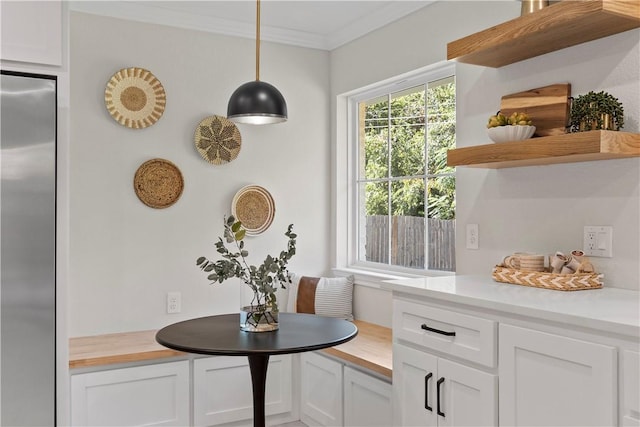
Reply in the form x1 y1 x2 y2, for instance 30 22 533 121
167 292 181 314
583 226 613 258
466 224 479 250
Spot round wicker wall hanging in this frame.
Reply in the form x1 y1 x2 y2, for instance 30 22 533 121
231 185 275 235
105 67 166 129
194 115 242 165
133 158 184 209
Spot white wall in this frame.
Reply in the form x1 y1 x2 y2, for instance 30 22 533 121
331 0 640 318
455 28 640 289
69 12 331 336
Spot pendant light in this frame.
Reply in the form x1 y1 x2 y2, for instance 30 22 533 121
227 0 287 125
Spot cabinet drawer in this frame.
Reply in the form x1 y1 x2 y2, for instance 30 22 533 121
393 299 496 367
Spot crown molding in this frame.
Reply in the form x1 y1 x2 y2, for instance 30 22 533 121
327 1 434 50
69 1 434 51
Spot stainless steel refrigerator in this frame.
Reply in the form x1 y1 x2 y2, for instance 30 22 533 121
1 70 56 426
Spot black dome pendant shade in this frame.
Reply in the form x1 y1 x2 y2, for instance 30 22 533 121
227 80 287 125
227 0 287 125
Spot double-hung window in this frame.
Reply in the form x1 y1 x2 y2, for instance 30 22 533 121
349 65 456 272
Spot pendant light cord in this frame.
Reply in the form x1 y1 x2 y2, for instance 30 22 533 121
255 0 261 81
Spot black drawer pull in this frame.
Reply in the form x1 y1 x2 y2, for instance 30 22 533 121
421 323 456 337
424 372 433 411
437 377 445 417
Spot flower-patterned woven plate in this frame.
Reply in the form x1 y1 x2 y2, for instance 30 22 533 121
194 115 242 165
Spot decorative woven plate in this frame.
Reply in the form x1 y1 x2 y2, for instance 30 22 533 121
105 67 166 129
133 159 184 209
194 115 242 165
231 185 275 235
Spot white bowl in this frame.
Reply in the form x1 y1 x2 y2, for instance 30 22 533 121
487 125 536 143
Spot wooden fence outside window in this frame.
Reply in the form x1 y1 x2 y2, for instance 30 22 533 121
365 215 455 271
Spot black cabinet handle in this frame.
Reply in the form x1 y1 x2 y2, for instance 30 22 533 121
424 373 433 411
421 323 456 337
437 377 445 417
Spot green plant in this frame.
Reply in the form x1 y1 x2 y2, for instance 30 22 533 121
196 216 297 314
569 91 624 132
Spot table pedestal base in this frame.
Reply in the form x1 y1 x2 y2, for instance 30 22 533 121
248 354 270 427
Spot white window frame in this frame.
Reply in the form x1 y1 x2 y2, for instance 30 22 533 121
333 62 455 286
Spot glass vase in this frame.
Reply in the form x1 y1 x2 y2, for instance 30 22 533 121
240 304 279 332
240 285 279 332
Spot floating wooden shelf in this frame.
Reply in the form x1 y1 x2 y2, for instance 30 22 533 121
447 131 640 169
447 0 640 67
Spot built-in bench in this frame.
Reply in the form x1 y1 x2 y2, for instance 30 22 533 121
69 320 392 426
69 319 392 379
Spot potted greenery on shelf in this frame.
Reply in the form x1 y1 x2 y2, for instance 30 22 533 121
196 216 296 332
569 91 624 132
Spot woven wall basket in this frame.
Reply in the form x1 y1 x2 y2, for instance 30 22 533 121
105 67 166 129
231 185 275 235
194 115 242 165
492 266 603 291
133 159 184 209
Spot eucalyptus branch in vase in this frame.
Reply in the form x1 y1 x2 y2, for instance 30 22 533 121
196 216 297 323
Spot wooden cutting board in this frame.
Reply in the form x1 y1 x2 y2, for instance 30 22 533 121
500 83 571 137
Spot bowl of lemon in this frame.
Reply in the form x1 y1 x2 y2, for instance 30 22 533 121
487 112 535 143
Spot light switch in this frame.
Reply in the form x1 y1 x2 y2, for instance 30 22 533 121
597 232 608 250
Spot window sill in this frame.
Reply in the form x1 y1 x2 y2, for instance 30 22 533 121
332 266 454 289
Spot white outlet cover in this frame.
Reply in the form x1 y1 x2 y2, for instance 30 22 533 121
583 226 612 258
167 291 181 314
466 224 479 250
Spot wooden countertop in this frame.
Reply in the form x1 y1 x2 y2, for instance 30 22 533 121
69 320 393 378
69 330 185 369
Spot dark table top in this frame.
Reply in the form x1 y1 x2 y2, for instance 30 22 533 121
156 313 358 357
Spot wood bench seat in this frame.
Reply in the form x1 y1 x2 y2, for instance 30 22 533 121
322 320 392 379
69 319 393 379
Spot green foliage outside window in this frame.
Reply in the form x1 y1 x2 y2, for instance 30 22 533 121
362 82 456 220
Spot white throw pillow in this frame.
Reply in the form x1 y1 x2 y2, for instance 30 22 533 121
286 274 354 321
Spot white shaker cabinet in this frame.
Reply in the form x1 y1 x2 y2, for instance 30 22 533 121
0 0 62 66
301 351 393 427
301 352 343 426
393 343 496 427
384 276 639 427
343 366 392 427
499 323 617 426
622 350 639 426
70 360 190 426
193 355 294 427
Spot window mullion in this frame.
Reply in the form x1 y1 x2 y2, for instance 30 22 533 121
386 93 392 266
424 83 429 269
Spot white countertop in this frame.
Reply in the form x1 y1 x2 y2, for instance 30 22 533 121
382 275 640 338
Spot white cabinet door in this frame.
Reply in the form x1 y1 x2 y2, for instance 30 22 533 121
393 344 496 427
393 343 438 427
436 358 496 427
622 349 640 426
343 366 392 427
70 360 189 427
500 324 617 426
0 0 62 65
301 352 343 427
193 355 292 426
